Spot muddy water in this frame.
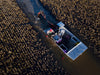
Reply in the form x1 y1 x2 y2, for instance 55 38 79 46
63 51 100 75
17 0 100 75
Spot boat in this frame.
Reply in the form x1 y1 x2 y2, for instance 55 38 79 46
37 11 88 60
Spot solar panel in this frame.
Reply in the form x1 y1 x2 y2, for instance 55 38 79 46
66 42 88 60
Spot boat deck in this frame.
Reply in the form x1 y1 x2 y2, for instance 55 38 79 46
38 12 88 60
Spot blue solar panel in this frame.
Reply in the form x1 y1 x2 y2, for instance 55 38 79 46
66 42 88 60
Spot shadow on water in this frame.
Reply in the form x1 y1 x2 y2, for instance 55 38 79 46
16 0 100 75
